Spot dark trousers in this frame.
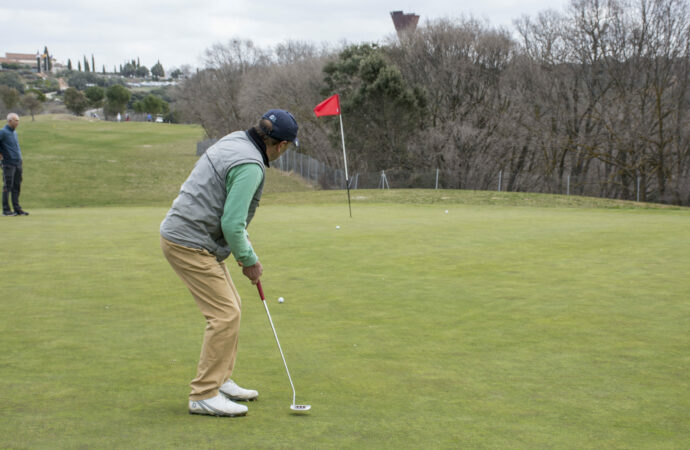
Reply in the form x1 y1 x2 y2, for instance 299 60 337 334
2 162 23 213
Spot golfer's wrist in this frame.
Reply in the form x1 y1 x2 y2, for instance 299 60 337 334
238 254 258 267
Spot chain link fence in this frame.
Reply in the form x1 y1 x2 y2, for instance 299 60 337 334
198 142 689 203
197 141 351 189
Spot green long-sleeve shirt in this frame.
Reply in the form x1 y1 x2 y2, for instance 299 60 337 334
221 163 264 267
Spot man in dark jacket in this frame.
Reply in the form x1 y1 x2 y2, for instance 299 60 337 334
0 113 28 216
160 109 298 417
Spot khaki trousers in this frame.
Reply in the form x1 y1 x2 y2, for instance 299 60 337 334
161 237 242 401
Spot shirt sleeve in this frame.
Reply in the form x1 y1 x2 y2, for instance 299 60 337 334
221 163 264 266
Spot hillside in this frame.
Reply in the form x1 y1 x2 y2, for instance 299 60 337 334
18 115 313 208
15 114 686 210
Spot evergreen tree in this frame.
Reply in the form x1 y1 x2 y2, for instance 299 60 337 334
36 55 41 73
85 86 105 107
84 56 90 73
78 60 82 72
151 60 165 80
92 54 95 73
43 46 50 72
135 66 149 78
67 59 73 71
323 43 426 170
105 84 131 117
64 88 89 115
122 62 136 77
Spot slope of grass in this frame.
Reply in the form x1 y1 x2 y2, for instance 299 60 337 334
17 114 685 210
0 204 688 448
18 114 312 208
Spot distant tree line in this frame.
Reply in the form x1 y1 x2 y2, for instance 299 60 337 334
58 61 173 119
64 56 167 80
0 52 175 121
62 82 172 120
174 0 690 205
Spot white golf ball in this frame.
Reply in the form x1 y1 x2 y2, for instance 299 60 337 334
336 225 340 229
445 210 449 213
278 297 284 303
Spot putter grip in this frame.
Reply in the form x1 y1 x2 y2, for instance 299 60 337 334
257 280 266 301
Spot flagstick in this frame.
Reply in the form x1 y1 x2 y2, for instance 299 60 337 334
339 113 352 218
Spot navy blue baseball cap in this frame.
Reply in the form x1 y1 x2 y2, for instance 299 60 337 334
262 109 299 147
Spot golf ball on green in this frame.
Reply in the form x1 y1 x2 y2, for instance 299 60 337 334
278 297 284 303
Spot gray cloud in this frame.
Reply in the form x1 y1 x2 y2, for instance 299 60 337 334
1 0 567 71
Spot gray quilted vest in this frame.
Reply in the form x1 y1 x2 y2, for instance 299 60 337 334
160 131 265 261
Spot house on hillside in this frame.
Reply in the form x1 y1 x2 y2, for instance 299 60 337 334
1 52 38 66
0 52 61 73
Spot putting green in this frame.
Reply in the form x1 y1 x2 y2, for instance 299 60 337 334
1 202 687 448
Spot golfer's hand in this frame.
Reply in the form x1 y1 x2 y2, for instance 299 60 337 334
242 261 263 285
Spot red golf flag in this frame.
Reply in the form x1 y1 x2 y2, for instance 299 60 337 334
314 94 340 117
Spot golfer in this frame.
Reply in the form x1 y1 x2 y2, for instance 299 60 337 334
0 113 28 216
160 109 298 417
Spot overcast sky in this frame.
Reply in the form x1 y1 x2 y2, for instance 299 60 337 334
1 0 570 72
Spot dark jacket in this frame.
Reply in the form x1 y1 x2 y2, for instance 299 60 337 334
0 124 22 164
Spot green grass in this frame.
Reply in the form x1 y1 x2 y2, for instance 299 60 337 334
0 116 688 448
19 114 313 208
14 114 685 211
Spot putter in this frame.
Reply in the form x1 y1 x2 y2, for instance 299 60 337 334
256 280 311 413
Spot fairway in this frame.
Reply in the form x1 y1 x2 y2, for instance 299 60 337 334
1 202 688 448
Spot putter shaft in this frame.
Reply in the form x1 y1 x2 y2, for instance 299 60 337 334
257 281 297 406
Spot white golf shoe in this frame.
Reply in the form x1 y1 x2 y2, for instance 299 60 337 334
189 394 248 417
219 379 259 401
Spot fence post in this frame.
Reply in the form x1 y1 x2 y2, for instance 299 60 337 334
498 171 503 192
637 177 641 202
435 168 439 189
567 175 570 196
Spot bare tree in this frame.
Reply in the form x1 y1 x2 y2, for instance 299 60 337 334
175 39 269 137
169 6 689 204
387 18 516 186
589 0 690 202
238 42 338 165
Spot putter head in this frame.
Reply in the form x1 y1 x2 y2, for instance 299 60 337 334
290 404 311 414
